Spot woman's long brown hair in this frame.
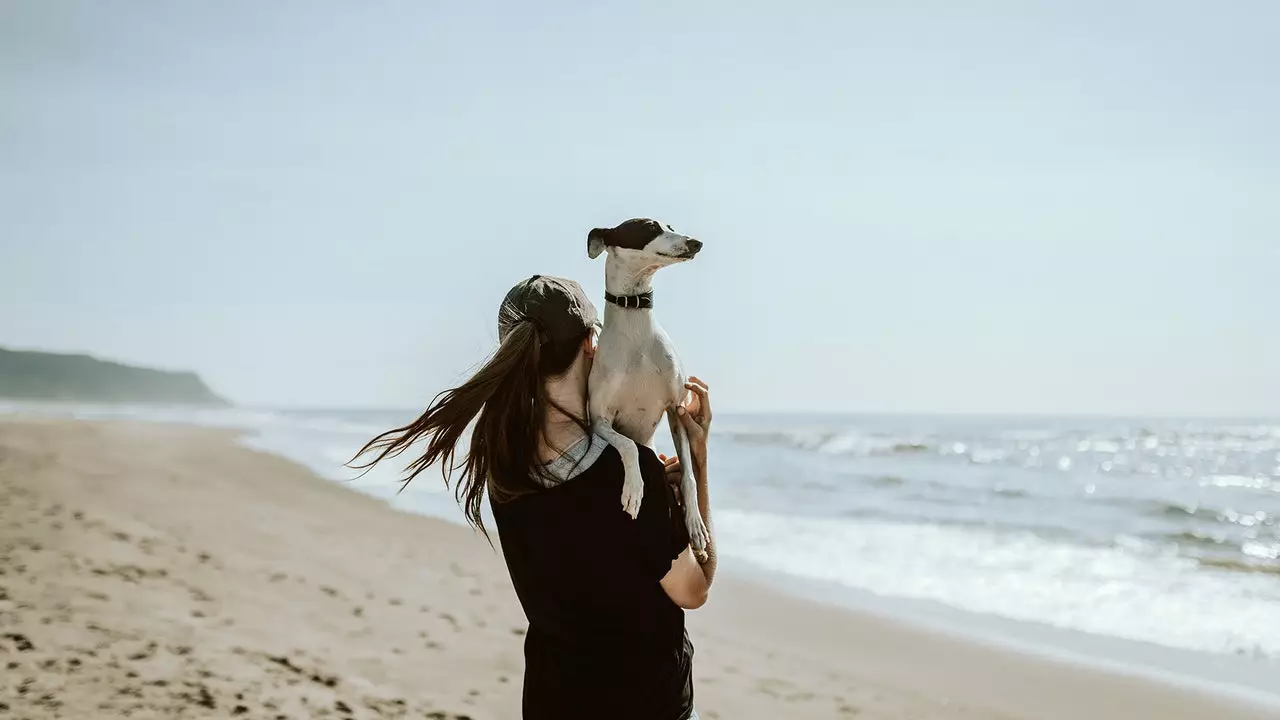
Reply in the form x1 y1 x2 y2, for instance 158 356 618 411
347 304 591 539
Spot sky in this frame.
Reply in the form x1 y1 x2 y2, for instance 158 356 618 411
1 1 1277 415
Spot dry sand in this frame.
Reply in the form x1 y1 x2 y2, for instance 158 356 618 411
0 419 1275 719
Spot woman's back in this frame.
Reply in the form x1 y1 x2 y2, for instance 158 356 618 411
349 275 715 720
492 438 694 719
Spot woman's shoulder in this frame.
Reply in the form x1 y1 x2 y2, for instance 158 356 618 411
552 435 664 485
513 434 666 498
586 437 664 475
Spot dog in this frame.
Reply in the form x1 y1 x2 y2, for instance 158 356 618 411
586 218 710 555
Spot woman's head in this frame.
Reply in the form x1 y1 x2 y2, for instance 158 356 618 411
496 274 599 375
348 275 599 537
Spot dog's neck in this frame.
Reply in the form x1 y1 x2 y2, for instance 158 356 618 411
603 256 662 297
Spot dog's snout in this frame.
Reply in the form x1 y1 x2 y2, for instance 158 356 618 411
686 239 703 253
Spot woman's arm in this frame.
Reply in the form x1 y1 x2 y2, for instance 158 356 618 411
659 377 716 609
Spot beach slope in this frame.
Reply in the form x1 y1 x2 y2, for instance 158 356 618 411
0 420 1272 719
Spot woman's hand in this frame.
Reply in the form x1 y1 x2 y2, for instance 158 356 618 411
658 375 712 502
660 454 684 504
676 376 711 464
658 375 717 582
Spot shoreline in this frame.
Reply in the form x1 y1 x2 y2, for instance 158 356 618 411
1 418 1277 719
727 559 1280 708
235 409 1280 705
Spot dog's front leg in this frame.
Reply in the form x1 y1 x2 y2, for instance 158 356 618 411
592 418 645 519
667 409 710 553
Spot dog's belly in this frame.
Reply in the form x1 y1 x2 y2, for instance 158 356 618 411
603 370 677 446
613 406 665 446
589 318 685 446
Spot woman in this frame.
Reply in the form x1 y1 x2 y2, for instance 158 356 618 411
350 275 716 720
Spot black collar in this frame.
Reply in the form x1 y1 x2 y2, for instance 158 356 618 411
605 290 653 309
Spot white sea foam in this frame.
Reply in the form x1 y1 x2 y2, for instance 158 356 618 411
1202 475 1276 492
717 509 1280 657
719 426 929 457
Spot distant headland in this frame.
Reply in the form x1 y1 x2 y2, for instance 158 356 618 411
0 347 228 405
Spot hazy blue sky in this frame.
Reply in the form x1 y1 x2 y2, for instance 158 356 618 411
2 1 1276 414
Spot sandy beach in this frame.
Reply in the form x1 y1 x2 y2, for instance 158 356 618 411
0 419 1275 720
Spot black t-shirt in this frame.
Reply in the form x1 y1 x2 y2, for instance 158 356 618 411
491 442 694 720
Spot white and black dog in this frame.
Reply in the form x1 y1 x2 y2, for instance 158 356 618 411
586 218 710 554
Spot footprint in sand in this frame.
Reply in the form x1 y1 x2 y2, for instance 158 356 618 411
3 632 35 652
126 641 158 661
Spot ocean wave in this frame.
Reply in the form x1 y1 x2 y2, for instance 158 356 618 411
1154 502 1225 520
721 428 933 457
1171 531 1232 548
991 486 1030 498
1201 475 1277 492
1199 556 1280 576
717 509 1280 657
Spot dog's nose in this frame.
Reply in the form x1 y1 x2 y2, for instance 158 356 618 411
686 239 703 253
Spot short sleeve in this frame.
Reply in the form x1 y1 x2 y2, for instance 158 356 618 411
635 447 691 582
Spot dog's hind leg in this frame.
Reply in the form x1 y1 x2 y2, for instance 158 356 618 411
592 418 645 519
667 409 710 553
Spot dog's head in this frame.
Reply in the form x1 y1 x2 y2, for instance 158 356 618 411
586 218 703 264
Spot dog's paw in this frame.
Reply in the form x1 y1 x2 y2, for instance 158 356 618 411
686 508 710 551
620 471 644 519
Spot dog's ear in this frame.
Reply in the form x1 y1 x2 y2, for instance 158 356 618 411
587 228 608 259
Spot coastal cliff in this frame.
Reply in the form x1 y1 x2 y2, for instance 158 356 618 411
0 347 227 405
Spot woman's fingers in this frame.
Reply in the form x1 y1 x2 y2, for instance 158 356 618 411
683 381 711 425
662 456 684 503
680 388 701 418
676 405 705 437
664 461 683 504
660 453 682 477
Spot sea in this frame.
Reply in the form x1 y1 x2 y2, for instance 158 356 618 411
5 402 1279 698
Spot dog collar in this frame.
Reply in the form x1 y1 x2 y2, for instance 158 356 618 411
604 291 653 309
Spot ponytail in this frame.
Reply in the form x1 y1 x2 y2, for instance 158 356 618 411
348 309 589 539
